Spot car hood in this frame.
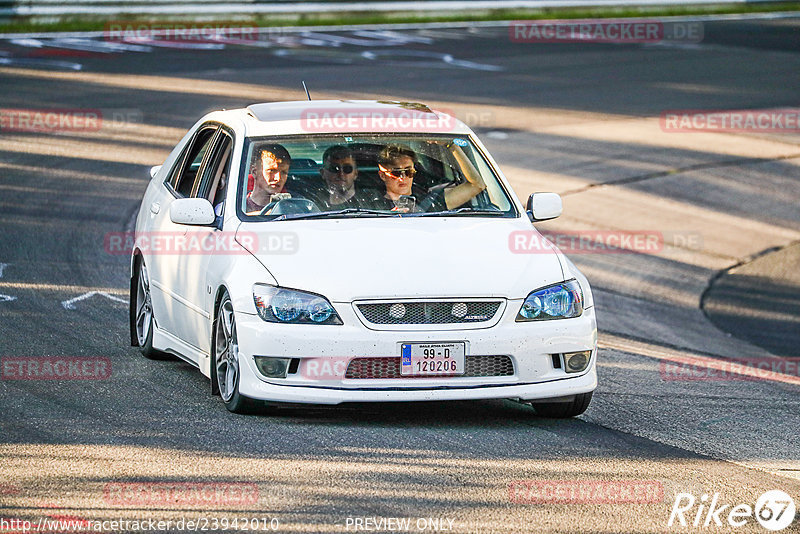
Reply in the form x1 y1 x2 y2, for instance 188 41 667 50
236 217 566 302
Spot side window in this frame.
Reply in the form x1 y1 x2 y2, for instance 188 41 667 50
172 126 218 197
165 143 188 188
198 132 233 216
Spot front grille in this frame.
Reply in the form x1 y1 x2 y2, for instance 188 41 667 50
345 355 514 379
356 301 502 325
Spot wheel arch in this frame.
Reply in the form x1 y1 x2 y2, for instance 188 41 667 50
213 284 232 322
129 250 143 346
209 284 232 393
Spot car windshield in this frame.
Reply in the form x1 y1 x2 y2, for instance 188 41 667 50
239 134 516 220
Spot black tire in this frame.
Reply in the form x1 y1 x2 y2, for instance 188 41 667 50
211 291 260 414
531 392 593 418
131 258 170 360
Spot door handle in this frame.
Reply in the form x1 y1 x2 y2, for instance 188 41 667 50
150 202 160 214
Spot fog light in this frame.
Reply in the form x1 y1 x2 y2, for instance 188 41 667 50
254 356 290 378
451 302 468 318
564 350 591 373
389 303 406 319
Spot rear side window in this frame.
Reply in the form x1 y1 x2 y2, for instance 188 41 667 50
199 131 234 210
171 126 218 197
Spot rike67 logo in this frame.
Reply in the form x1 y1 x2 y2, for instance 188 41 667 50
669 490 796 531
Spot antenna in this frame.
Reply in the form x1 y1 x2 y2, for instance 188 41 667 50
302 81 311 101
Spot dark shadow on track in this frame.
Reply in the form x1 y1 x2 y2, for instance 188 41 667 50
703 242 800 358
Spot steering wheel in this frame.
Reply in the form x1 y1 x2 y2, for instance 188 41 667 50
258 200 278 216
259 198 320 216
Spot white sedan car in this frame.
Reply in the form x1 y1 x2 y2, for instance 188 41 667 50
130 100 597 416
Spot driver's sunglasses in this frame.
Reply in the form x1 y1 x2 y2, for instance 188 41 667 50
324 163 354 174
379 165 416 179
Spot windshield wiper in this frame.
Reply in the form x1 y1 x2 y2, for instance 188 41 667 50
414 206 508 217
274 208 397 221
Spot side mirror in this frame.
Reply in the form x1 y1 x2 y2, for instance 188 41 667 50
150 165 162 179
526 193 562 222
169 198 216 226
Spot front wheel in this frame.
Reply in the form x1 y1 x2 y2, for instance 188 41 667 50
530 392 593 418
212 293 259 414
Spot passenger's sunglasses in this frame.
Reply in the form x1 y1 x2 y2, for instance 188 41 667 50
324 163 354 174
379 165 416 179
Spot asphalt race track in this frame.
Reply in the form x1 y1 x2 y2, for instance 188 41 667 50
0 15 799 533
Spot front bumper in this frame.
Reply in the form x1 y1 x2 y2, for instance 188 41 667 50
234 302 597 405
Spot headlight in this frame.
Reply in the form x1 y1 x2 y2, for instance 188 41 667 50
253 285 342 325
516 280 583 321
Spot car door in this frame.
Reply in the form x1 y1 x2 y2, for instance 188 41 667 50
172 128 234 353
146 123 219 347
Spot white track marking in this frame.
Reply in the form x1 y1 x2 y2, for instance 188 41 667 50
61 291 126 310
53 37 152 52
416 29 469 40
3 1 796 17
0 57 82 70
9 37 147 53
1 13 799 40
301 30 433 46
443 54 504 71
361 49 503 71
352 29 434 45
120 38 225 50
206 35 275 48
0 294 16 303
271 48 358 64
9 38 44 48
0 13 783 72
298 32 381 46
0 263 8 278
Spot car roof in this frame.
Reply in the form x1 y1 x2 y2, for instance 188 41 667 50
229 100 472 137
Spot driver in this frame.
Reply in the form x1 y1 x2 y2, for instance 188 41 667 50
371 143 487 213
316 145 374 209
246 144 293 214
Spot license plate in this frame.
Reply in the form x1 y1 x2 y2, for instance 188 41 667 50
401 343 465 376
